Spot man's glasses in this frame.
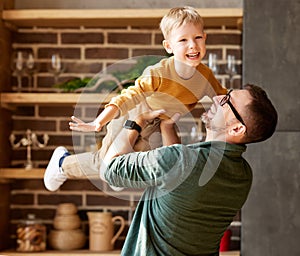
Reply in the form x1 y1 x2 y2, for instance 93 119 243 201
219 89 246 126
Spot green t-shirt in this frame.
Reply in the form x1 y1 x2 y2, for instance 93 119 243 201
105 141 252 256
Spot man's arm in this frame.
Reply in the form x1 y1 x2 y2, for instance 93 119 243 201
160 113 181 146
99 109 180 181
99 109 166 181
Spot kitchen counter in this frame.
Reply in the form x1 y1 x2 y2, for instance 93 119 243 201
0 250 120 256
0 250 240 256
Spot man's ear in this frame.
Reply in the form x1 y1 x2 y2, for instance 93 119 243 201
162 40 173 54
228 123 247 137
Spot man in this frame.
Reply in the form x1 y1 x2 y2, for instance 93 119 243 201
102 84 278 256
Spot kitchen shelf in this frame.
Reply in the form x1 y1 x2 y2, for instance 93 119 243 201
0 168 44 179
0 168 94 179
0 93 212 109
1 250 121 256
2 8 243 28
0 92 117 106
0 250 239 256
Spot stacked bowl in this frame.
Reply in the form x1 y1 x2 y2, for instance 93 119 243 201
48 203 86 250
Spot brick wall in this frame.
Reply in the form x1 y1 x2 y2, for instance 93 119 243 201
8 24 242 250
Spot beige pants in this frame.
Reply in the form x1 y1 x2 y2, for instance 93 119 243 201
62 102 162 179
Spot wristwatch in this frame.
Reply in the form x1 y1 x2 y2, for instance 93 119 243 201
123 120 142 133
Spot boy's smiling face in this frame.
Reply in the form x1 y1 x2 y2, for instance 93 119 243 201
163 22 207 68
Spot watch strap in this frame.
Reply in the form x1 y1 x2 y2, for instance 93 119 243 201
123 120 142 133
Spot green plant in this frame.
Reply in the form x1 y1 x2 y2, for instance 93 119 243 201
53 77 92 92
53 55 165 92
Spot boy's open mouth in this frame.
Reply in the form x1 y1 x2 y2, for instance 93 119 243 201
186 52 200 59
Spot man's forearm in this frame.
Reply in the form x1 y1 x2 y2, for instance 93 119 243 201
161 124 181 146
100 109 179 181
160 113 181 146
100 127 139 181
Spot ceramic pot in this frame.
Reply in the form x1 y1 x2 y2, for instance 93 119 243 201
53 214 81 230
49 229 86 250
87 212 125 251
56 203 78 215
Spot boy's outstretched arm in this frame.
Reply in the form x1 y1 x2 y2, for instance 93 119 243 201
69 104 119 132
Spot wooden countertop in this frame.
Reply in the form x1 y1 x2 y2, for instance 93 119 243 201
0 250 120 256
1 250 240 256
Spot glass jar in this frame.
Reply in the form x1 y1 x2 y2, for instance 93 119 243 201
16 214 46 252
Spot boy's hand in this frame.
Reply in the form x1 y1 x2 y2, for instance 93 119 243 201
69 116 102 132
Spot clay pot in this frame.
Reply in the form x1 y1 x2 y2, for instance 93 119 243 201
56 203 78 215
49 229 86 250
87 212 125 251
53 214 81 230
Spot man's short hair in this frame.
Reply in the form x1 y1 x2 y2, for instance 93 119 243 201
242 84 278 143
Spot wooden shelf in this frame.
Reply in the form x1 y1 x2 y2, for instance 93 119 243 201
0 92 118 107
0 168 94 179
0 168 45 179
2 8 243 28
0 93 212 109
1 250 121 256
0 250 239 256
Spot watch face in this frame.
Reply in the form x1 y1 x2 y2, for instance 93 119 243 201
124 120 135 129
123 120 141 133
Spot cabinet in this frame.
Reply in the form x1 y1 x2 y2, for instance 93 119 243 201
1 6 243 167
0 5 242 254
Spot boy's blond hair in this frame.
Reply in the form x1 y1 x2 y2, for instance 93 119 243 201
160 6 204 39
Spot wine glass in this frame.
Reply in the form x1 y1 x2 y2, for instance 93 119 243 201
225 55 237 89
48 53 64 83
208 53 218 74
12 51 25 92
25 53 38 91
190 125 203 143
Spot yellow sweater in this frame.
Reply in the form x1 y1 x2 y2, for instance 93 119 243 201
108 56 227 119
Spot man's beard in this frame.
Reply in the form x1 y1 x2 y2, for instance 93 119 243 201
201 112 211 129
201 113 226 132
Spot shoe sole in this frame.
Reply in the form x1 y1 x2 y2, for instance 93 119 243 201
44 146 68 191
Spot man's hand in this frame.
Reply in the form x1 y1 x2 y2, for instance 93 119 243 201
160 112 181 128
69 116 102 132
135 109 181 146
135 109 166 128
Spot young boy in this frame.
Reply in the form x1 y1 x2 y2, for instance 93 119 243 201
44 6 227 191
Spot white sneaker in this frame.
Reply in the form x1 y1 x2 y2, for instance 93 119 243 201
44 146 68 191
109 185 124 191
